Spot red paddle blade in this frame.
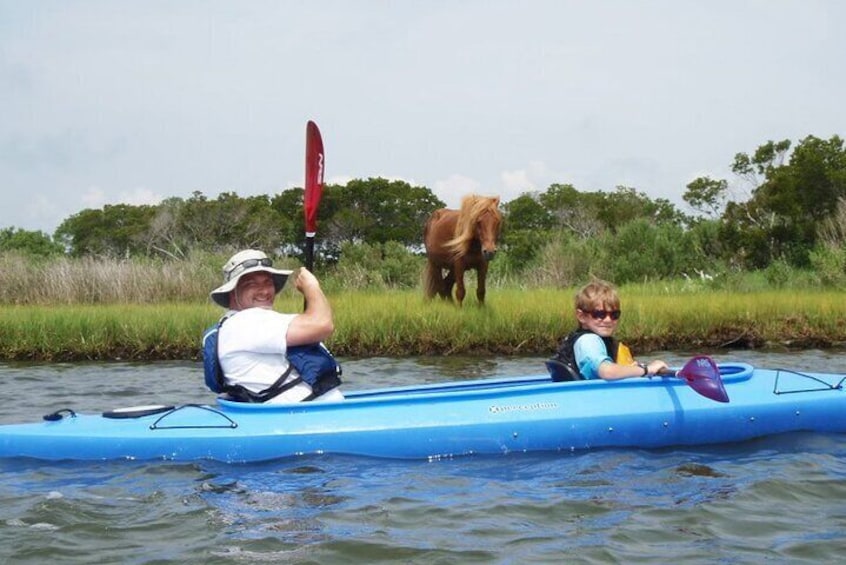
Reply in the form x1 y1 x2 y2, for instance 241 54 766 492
304 120 325 236
676 355 729 403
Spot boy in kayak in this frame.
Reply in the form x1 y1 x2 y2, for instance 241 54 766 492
206 249 343 403
549 279 668 381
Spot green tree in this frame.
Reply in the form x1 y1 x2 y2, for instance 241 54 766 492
55 204 157 257
334 241 423 288
332 178 444 245
539 183 602 238
605 219 708 283
539 184 685 237
274 178 444 265
501 183 689 274
145 197 191 258
502 193 555 232
594 186 685 231
684 176 728 218
731 139 792 185
54 191 290 258
0 228 64 256
500 193 555 271
147 191 289 256
722 135 846 267
686 218 728 271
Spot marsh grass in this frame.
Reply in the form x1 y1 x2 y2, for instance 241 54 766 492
0 304 218 360
1 288 844 361
1 253 844 360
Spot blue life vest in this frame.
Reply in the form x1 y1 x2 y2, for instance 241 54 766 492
201 318 342 402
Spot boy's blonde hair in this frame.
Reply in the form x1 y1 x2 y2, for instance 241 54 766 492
574 279 620 312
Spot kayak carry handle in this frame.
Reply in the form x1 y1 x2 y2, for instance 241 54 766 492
43 408 77 421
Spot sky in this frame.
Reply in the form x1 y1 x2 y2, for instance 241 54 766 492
2 0 845 234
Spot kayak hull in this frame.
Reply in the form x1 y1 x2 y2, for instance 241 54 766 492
1 363 844 462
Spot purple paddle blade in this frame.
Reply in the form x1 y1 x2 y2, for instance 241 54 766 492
676 355 730 403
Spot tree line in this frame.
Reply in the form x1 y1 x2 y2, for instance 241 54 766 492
3 135 845 287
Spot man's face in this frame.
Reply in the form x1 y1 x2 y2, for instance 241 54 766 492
231 271 276 310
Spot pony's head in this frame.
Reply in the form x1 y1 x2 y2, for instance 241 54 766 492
449 195 502 259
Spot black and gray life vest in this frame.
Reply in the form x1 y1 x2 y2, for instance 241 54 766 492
545 328 621 382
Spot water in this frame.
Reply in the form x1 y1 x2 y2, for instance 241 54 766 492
2 351 846 564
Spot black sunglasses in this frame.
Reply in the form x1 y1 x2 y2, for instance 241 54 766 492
581 309 621 321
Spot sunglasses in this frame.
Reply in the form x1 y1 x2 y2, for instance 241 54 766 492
581 309 621 321
225 257 273 281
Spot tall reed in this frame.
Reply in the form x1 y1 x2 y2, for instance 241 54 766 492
0 253 219 305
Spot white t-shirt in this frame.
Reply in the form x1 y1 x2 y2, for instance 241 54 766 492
217 307 314 403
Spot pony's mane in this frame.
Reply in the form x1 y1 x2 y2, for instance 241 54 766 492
446 195 501 254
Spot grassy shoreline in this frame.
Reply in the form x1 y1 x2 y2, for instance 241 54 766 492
1 288 845 362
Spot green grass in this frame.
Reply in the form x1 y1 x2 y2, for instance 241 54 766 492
3 286 842 361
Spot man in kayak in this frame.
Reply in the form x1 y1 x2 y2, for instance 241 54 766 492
549 279 668 381
206 249 343 403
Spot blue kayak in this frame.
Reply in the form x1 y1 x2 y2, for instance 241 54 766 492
0 362 844 462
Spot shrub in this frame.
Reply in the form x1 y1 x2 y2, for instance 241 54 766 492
809 244 846 288
763 259 793 288
331 241 423 290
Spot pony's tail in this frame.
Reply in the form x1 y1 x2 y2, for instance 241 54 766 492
423 260 443 300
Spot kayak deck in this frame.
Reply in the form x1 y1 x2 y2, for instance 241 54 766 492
0 363 843 462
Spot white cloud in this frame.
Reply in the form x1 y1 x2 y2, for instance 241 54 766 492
433 174 482 209
119 187 164 207
79 186 162 210
501 169 534 191
2 2 845 233
25 194 66 233
81 186 107 208
498 160 556 202
325 174 354 186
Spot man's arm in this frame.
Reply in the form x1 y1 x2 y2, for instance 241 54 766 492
285 268 334 346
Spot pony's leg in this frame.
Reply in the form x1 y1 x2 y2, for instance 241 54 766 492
476 261 489 305
424 260 443 300
441 269 455 301
453 264 466 306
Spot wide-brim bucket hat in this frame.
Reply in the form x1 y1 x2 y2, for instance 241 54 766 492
210 249 293 308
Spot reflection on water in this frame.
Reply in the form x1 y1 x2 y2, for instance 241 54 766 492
1 350 845 563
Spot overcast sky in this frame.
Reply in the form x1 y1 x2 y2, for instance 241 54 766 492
2 1 844 234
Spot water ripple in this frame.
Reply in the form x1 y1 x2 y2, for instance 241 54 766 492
2 353 846 563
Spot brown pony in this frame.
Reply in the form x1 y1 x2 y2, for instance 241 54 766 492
424 194 502 306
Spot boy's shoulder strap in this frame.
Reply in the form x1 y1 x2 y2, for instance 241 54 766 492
546 328 587 381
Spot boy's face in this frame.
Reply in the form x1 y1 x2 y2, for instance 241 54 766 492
576 303 621 337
